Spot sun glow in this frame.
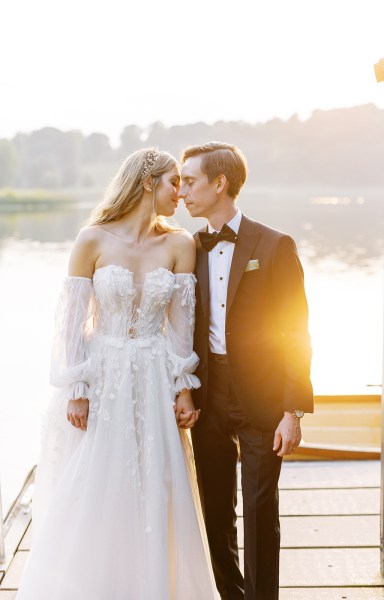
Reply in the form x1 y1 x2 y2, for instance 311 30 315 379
304 258 383 395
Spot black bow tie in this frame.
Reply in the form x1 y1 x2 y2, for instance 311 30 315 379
199 223 238 252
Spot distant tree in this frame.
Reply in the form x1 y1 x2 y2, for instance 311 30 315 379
165 122 213 159
61 130 83 186
146 121 169 149
27 158 62 188
119 125 143 157
0 139 17 186
83 133 113 163
3 104 384 189
12 128 83 188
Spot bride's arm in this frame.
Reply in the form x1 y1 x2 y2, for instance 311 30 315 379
52 228 100 431
166 232 201 429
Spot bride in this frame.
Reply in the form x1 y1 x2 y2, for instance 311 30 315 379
16 148 219 599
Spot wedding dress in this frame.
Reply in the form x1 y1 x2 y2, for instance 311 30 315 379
16 265 218 600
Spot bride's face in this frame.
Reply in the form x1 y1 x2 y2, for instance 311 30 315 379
155 165 181 217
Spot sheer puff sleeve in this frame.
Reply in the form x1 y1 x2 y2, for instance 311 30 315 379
50 276 95 401
165 273 201 394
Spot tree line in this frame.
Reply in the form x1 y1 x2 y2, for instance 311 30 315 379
0 103 383 189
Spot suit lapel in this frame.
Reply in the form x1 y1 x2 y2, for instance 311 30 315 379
226 215 261 316
195 229 209 319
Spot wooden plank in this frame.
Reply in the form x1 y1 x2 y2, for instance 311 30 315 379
280 488 380 516
280 548 383 587
236 488 380 517
1 514 31 575
278 461 380 489
236 515 379 549
0 552 28 590
18 523 32 551
280 589 384 599
239 549 384 586
281 515 379 547
237 461 380 490
236 461 381 489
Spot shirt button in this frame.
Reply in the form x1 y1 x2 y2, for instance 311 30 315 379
221 304 225 308
219 251 223 255
219 277 223 281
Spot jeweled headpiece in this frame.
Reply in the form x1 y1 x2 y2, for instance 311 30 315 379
142 150 159 178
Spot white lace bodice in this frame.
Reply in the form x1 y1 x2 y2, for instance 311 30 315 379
93 265 175 338
50 265 200 399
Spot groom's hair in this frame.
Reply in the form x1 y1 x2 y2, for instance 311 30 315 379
181 141 247 199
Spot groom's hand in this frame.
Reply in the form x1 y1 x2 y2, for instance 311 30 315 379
174 389 201 429
273 412 301 457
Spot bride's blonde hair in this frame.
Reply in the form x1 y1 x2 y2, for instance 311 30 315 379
88 148 181 233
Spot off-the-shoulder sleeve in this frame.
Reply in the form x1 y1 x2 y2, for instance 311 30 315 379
50 276 95 400
165 273 201 394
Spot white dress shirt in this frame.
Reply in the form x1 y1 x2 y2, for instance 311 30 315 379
208 210 242 354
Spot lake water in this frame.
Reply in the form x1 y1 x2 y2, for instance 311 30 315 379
0 185 383 514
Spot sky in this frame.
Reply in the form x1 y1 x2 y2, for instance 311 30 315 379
2 0 384 145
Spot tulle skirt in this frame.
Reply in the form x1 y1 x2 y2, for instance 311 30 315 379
16 335 218 599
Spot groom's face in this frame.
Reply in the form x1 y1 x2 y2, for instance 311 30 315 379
179 156 218 219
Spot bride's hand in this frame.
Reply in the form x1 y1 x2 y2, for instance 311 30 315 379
67 398 89 431
174 389 201 429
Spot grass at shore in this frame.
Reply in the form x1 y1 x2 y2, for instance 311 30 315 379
0 188 78 212
0 188 73 202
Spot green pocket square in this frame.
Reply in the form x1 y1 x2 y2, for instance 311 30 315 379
244 259 259 272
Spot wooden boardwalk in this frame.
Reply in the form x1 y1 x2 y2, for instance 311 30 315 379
1 460 384 598
276 461 384 599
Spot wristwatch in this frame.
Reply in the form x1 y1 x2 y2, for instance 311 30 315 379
291 409 305 419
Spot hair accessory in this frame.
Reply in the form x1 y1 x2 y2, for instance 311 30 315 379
142 151 159 178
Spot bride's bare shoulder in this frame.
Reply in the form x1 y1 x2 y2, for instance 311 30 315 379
68 226 103 277
76 225 105 244
166 229 195 250
165 230 196 273
73 225 113 253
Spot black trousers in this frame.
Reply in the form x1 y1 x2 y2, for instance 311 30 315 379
192 355 282 600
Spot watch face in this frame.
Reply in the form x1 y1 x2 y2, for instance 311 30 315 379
294 410 305 418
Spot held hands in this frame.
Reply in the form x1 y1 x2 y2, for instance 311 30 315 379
174 389 201 429
273 412 302 457
67 398 89 431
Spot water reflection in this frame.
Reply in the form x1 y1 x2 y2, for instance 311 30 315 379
0 207 92 244
1 185 383 263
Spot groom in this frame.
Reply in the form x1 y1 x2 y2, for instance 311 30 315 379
177 142 313 599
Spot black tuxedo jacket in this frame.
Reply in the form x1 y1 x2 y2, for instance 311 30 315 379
192 214 314 432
